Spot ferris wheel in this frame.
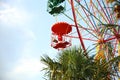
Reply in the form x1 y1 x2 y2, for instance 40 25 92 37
47 0 120 59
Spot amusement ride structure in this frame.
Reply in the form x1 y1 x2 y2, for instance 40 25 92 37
47 0 120 79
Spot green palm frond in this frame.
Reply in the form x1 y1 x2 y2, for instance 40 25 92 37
41 46 120 80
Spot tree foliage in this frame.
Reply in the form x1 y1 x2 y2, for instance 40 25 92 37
41 47 120 80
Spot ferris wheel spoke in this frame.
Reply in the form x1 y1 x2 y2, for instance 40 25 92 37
63 12 99 39
113 39 118 55
83 0 98 30
97 0 112 23
90 0 108 23
75 0 104 24
102 0 113 23
74 8 93 28
105 1 115 23
65 35 97 42
77 24 99 39
81 4 97 32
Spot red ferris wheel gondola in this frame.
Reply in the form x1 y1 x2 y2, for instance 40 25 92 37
51 22 72 50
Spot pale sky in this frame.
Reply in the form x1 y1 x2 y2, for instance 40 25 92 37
0 0 58 80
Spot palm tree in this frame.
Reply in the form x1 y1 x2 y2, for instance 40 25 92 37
41 55 62 80
57 47 94 80
41 47 93 80
41 47 120 80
